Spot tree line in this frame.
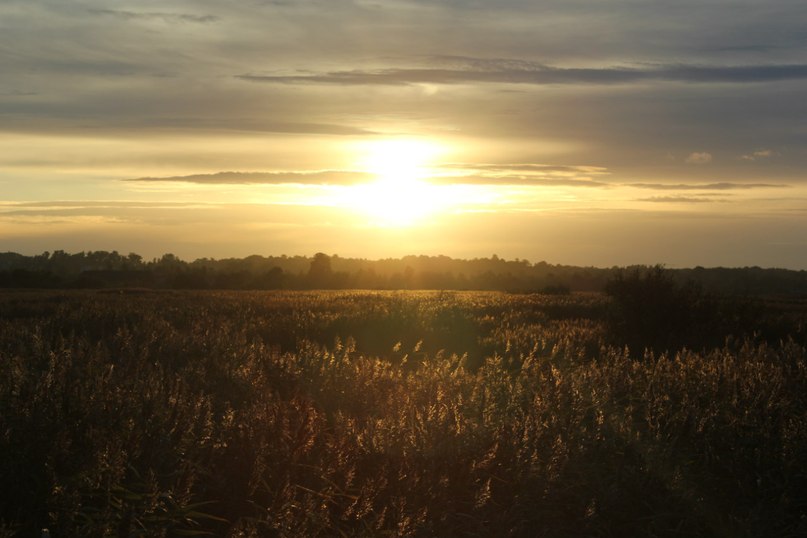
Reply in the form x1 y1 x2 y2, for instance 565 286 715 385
1 250 807 294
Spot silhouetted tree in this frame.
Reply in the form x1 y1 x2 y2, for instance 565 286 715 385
126 253 143 269
308 253 334 288
604 265 749 356
255 266 285 289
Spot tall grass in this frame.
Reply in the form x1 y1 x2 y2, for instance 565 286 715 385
0 290 805 536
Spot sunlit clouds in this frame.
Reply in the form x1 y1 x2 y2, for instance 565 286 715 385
685 152 713 165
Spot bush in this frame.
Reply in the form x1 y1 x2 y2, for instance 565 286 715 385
604 265 757 355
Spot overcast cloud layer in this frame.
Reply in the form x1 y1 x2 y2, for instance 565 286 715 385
3 1 806 153
1 0 806 266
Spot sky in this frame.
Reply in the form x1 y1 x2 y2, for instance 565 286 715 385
1 0 807 268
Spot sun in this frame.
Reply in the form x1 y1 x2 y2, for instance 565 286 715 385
347 139 448 226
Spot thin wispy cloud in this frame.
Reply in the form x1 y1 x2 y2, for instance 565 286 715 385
629 182 788 191
637 196 725 203
741 149 779 161
0 90 37 96
431 162 610 187
125 166 792 191
88 9 220 24
0 201 218 210
237 61 807 87
126 171 374 185
685 152 713 165
124 163 612 188
442 163 609 175
429 175 608 187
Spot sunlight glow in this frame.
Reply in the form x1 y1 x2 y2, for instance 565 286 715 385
347 139 450 226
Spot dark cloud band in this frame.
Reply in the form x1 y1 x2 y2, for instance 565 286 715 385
238 62 807 87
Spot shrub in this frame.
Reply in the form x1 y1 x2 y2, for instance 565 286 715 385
604 265 759 355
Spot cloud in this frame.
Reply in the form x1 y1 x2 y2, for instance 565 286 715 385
124 163 612 188
89 9 220 24
4 1 807 206
117 163 783 192
629 182 787 190
0 90 37 96
0 201 223 223
237 60 807 87
126 171 374 185
443 163 610 175
637 196 724 203
0 201 212 210
431 162 611 187
430 175 608 187
685 152 713 164
0 116 377 137
741 149 779 161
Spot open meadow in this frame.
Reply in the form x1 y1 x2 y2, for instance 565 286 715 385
1 288 806 537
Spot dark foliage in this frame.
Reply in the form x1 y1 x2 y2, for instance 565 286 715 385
0 291 806 537
5 250 806 294
605 265 769 354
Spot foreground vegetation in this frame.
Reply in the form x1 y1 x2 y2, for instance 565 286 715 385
1 288 806 536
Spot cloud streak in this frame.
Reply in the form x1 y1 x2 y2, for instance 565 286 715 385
430 175 608 187
125 165 794 192
637 196 725 203
238 61 807 87
432 162 610 187
125 163 613 188
685 152 713 165
741 149 779 161
126 171 374 185
89 9 220 24
442 163 609 175
629 182 788 191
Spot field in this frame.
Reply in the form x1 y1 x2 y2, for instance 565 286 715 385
1 289 806 537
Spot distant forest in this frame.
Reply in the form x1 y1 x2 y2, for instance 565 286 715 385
2 250 807 295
